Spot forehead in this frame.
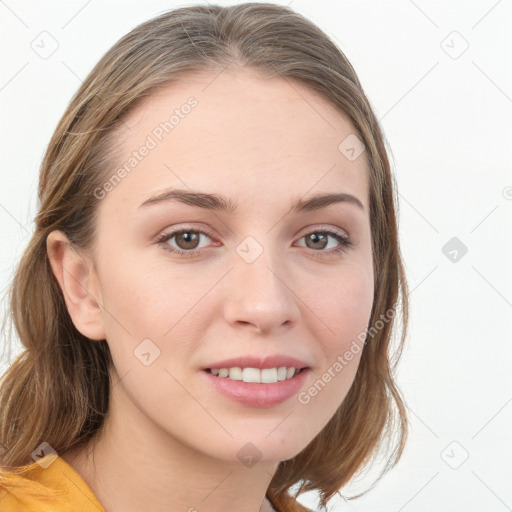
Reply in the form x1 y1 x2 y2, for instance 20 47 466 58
100 68 370 215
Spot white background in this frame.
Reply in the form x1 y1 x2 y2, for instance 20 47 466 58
1 1 511 510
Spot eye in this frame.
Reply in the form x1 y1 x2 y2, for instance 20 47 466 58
295 228 354 256
155 226 354 258
156 228 214 257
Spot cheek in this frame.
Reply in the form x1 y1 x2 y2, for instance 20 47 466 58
308 262 374 346
295 269 373 426
93 251 170 364
97 256 211 371
300 262 373 394
99 248 180 325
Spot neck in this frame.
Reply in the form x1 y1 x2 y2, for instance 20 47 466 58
61 371 279 512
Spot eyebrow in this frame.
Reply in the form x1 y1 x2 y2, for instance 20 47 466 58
138 188 365 213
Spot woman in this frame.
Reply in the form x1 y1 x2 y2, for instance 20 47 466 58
0 3 409 511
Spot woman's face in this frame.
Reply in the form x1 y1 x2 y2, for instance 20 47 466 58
87 68 374 463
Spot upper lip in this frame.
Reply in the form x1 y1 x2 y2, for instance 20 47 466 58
202 355 311 370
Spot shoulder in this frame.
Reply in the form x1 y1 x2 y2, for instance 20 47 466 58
0 460 67 511
0 455 104 512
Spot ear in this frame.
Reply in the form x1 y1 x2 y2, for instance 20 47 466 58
46 230 106 341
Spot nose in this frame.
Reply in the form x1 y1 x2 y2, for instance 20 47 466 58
222 242 300 335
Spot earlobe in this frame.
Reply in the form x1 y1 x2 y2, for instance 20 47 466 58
46 230 106 341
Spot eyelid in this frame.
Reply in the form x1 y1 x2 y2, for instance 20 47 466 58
296 223 349 239
154 223 216 242
156 223 349 241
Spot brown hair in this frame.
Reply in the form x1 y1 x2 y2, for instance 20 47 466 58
0 2 409 507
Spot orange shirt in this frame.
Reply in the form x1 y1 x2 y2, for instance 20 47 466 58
0 455 312 511
0 454 104 511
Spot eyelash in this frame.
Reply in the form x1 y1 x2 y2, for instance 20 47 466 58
155 226 354 259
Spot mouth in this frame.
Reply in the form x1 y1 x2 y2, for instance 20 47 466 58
203 366 309 384
201 366 311 408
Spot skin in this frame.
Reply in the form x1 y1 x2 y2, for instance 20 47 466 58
47 67 374 512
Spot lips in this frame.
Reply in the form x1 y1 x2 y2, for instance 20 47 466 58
201 354 310 371
202 366 311 408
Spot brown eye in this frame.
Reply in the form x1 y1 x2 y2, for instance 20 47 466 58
175 231 201 250
296 229 354 257
304 233 328 250
156 229 212 257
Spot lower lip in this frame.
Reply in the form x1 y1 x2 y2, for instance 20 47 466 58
202 368 311 408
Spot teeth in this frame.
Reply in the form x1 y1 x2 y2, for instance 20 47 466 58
260 368 277 384
208 366 301 383
243 367 261 383
229 367 243 380
277 367 287 381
